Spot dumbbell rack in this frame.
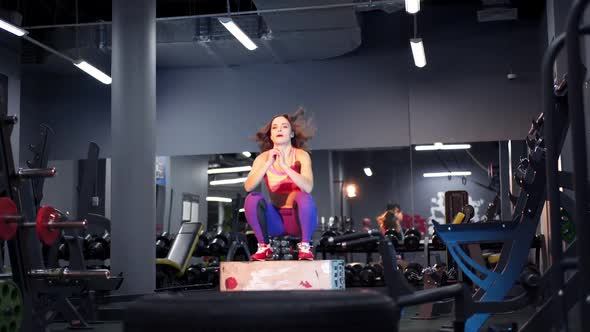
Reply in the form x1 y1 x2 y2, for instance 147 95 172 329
0 114 122 331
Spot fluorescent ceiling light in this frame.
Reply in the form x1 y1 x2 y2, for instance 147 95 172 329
0 18 27 36
423 171 472 178
410 38 426 68
239 208 245 212
405 0 420 14
242 151 252 158
210 177 248 185
206 196 232 203
363 167 373 177
207 166 252 174
415 142 471 151
73 60 112 84
218 17 258 51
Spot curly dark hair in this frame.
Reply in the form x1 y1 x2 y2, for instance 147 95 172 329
253 108 316 152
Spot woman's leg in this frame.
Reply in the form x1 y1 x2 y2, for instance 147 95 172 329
244 192 285 243
292 192 318 243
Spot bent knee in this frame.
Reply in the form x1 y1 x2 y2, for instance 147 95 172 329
293 192 315 205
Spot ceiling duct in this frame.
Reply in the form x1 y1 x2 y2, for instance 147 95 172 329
21 0 404 73
477 0 518 22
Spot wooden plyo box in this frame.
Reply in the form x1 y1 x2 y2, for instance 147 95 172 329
219 260 345 292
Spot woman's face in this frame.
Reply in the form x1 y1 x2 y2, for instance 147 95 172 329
270 116 292 145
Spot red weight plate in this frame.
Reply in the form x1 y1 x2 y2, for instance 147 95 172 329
0 197 18 241
36 206 60 245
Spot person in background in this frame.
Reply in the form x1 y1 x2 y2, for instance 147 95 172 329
361 217 372 232
377 203 402 234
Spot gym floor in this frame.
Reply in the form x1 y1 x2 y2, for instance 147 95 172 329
47 294 582 332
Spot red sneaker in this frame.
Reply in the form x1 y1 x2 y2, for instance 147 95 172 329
251 243 273 261
297 242 314 261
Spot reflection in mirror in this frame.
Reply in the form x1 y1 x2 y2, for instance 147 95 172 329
206 152 255 233
411 141 503 236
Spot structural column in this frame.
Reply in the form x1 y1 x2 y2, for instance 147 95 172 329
111 0 156 294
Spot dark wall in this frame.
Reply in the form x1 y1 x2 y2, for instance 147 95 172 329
20 7 543 160
167 155 209 233
42 160 78 217
0 45 21 165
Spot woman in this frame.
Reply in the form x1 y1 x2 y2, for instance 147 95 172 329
377 204 402 234
243 108 317 261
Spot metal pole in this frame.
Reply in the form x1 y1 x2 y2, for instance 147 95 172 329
566 2 590 331
543 33 567 332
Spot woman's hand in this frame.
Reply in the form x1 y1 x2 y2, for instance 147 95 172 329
266 149 280 168
276 149 289 169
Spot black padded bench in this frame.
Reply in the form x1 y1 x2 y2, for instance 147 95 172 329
124 289 399 332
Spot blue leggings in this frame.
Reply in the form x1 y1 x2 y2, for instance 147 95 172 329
244 192 318 243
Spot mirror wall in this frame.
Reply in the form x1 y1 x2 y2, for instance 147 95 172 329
39 139 527 245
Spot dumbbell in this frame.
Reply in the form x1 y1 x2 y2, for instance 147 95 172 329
360 263 384 287
403 229 422 251
384 228 402 248
208 232 231 255
345 263 363 287
82 234 96 258
184 264 203 285
422 263 448 287
88 231 111 260
319 230 341 247
195 231 215 256
57 237 70 261
156 232 173 258
462 205 475 223
200 266 220 286
403 262 423 285
431 232 445 250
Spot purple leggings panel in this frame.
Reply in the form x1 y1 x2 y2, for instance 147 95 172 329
244 192 317 243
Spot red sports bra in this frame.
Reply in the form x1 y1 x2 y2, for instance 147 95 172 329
264 148 301 194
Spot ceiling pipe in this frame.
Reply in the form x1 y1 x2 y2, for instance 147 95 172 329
22 0 401 30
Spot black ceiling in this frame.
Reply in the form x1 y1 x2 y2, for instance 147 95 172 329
0 0 543 28
0 0 257 27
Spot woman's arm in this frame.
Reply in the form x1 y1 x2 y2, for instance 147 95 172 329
377 212 387 233
244 152 273 192
282 149 314 193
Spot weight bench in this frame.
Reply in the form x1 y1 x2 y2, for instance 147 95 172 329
125 289 400 332
156 222 203 284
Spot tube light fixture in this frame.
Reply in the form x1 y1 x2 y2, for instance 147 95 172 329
405 0 420 14
209 177 248 185
206 197 232 203
73 60 112 85
207 166 252 174
423 171 472 178
218 17 258 51
415 142 471 151
410 38 426 68
0 18 27 36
